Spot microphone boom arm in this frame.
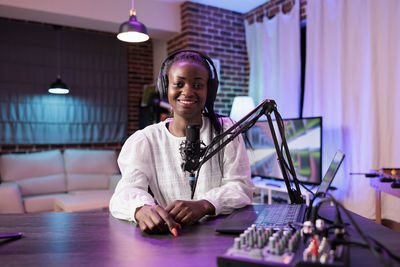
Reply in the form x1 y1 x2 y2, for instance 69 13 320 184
195 99 304 204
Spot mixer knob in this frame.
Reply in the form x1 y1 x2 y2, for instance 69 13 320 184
257 235 263 248
234 237 241 250
288 239 295 252
240 233 246 246
269 236 276 248
274 241 282 255
248 234 254 247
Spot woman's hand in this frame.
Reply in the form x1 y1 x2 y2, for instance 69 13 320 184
135 204 181 235
166 200 215 225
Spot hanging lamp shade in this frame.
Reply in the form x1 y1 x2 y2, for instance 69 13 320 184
48 74 69 94
48 26 69 95
117 9 149 43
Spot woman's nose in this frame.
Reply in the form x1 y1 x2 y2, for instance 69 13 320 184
182 85 195 96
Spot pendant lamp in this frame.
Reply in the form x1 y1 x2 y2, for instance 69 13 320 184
48 26 69 94
117 0 149 43
48 74 69 94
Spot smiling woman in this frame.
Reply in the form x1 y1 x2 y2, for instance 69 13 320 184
109 50 255 235
158 50 222 134
167 61 208 134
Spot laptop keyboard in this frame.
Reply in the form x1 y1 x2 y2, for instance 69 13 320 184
254 204 303 228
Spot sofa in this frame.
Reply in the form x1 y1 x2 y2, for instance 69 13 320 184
0 149 121 213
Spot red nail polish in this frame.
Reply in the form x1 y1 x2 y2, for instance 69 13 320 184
171 228 178 237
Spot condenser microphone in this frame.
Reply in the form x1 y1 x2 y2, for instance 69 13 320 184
180 124 201 173
179 124 203 198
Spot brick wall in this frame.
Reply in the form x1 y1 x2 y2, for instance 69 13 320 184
300 0 307 22
165 0 306 116
244 0 306 24
167 1 249 116
126 41 154 136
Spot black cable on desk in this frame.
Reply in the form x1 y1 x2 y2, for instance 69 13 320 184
313 192 396 267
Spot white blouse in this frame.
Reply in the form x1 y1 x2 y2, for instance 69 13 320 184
109 116 254 222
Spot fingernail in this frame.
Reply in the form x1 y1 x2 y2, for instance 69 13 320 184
171 228 178 237
177 223 182 230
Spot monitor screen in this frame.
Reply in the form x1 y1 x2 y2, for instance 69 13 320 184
245 117 322 185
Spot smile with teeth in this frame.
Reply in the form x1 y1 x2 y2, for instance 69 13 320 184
178 99 196 105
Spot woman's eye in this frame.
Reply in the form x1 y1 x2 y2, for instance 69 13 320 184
173 82 184 88
193 83 204 89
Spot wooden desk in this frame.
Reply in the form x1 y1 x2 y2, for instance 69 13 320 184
370 178 400 224
0 212 234 267
1 208 400 266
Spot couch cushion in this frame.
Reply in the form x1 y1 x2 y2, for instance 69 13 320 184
67 174 109 191
63 149 119 175
18 174 67 196
63 149 119 191
0 150 65 182
23 193 67 213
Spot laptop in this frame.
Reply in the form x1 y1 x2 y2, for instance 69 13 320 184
215 150 345 234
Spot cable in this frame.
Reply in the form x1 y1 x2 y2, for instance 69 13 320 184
278 140 315 201
313 192 395 266
334 239 400 263
274 113 316 202
367 236 400 263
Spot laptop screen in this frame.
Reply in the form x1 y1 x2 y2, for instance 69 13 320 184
317 150 345 194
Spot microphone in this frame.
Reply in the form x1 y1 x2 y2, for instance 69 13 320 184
153 98 172 110
179 124 204 198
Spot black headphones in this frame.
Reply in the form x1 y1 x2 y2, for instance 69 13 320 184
156 50 219 105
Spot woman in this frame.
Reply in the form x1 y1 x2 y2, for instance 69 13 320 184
109 50 254 236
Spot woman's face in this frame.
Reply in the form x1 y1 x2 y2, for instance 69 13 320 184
167 61 208 123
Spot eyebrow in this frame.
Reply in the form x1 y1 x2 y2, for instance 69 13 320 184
175 76 205 80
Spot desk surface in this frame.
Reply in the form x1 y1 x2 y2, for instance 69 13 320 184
1 207 400 267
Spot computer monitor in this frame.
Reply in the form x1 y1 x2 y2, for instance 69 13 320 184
245 116 322 185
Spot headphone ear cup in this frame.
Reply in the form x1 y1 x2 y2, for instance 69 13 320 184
157 75 169 101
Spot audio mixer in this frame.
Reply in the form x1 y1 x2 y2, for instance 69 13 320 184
217 221 348 267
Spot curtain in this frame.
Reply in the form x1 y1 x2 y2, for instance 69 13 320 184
304 0 400 221
0 19 128 144
245 0 301 118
